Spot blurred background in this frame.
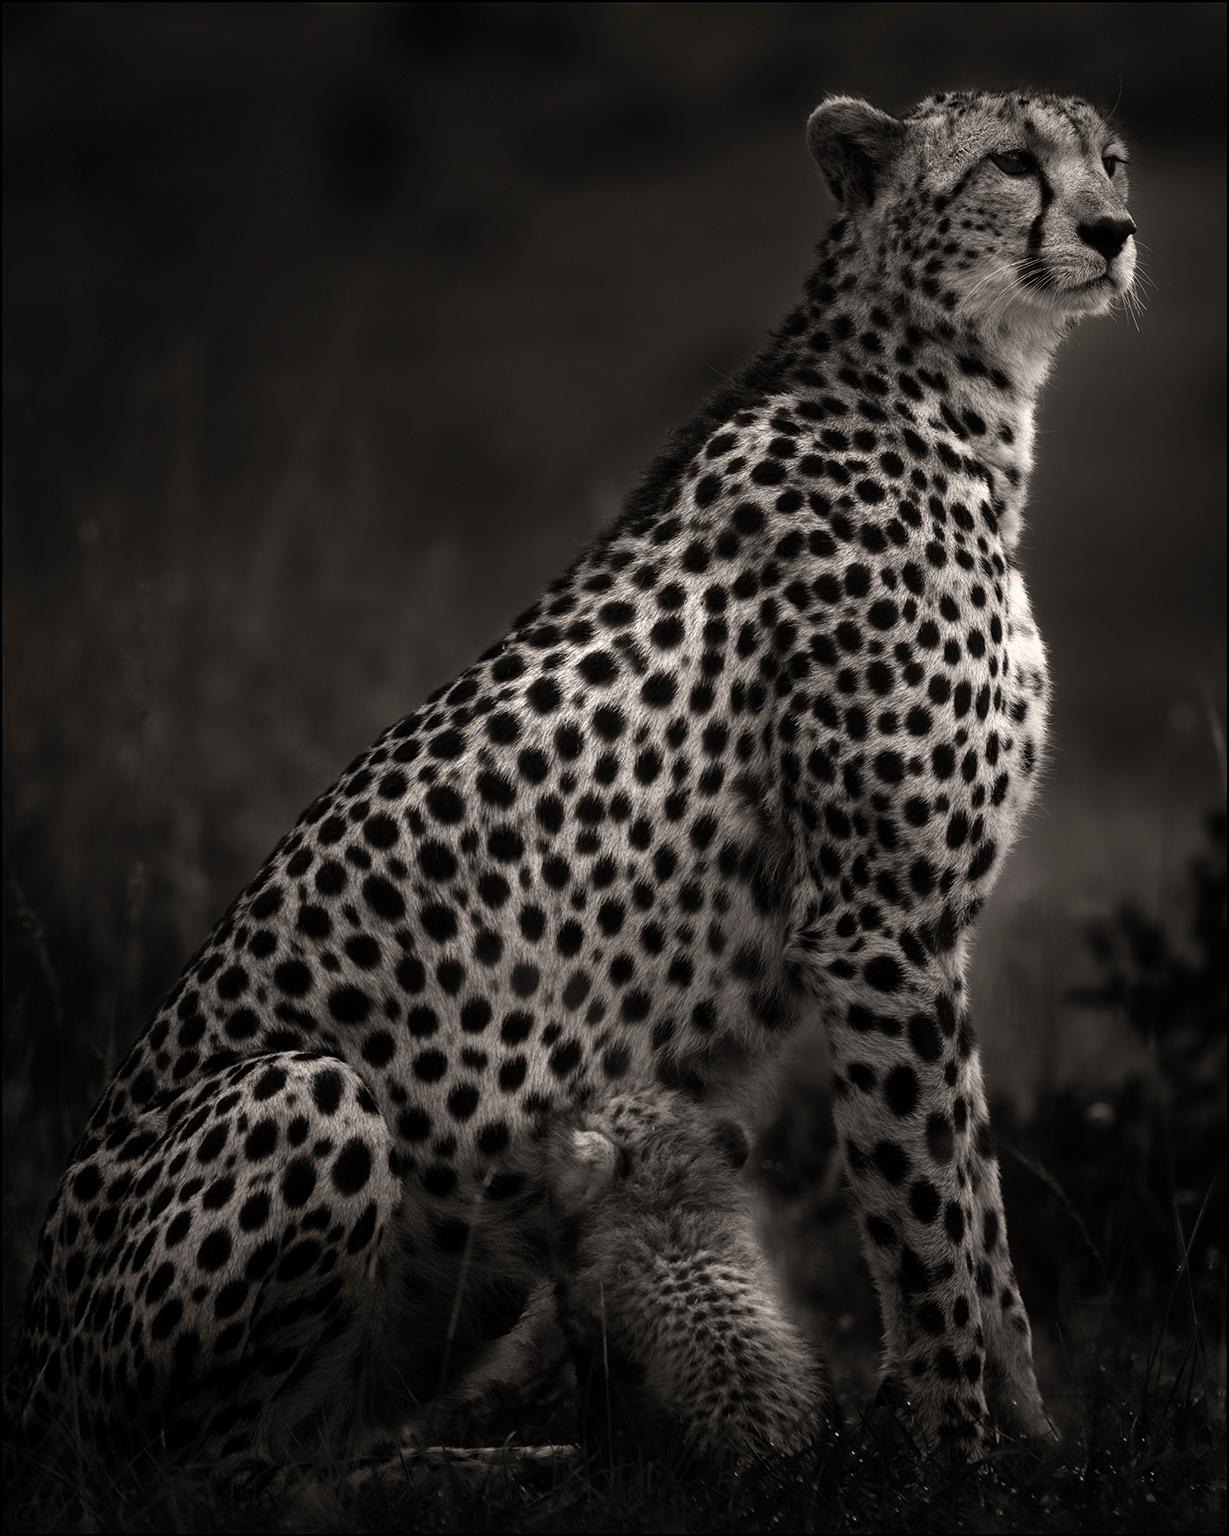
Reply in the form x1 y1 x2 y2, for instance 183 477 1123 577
3 0 1225 1413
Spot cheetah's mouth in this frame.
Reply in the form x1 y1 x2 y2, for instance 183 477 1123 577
1051 272 1120 311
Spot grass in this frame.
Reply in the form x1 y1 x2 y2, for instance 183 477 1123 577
3 822 1225 1531
3 1330 1223 1534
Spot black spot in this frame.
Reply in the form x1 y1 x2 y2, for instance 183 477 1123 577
900 1246 930 1297
549 1039 583 1078
528 677 561 714
422 904 458 943
936 1347 961 1381
426 785 465 824
226 1008 260 1041
864 954 903 993
165 1210 192 1247
414 1048 449 1080
313 1070 344 1114
873 1140 909 1185
332 1138 373 1195
348 1202 379 1253
918 1302 945 1336
197 1227 233 1272
244 1119 278 1161
274 961 312 997
363 875 406 921
239 1191 271 1231
447 1083 480 1121
214 1280 248 1319
641 673 677 709
579 651 619 685
253 1066 287 1101
884 1065 919 1117
282 1157 317 1208
423 1165 457 1199
329 986 372 1025
363 812 400 848
926 1112 954 1164
909 1178 940 1223
499 1057 527 1092
419 840 459 880
202 1174 236 1210
278 1240 323 1282
151 1298 183 1341
397 1107 431 1142
907 1013 942 1063
72 1163 103 1203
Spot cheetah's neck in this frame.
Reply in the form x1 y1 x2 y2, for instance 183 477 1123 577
786 219 1070 553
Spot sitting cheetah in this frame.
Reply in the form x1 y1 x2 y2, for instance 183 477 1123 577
12 87 1136 1462
547 1090 821 1461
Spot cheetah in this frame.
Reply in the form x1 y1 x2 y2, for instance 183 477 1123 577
546 1090 821 1461
11 87 1136 1463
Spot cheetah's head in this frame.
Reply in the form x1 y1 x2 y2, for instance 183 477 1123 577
544 1092 757 1449
808 89 1136 331
547 1091 750 1228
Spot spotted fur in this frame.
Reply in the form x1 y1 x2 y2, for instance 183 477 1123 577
12 88 1135 1461
546 1090 821 1460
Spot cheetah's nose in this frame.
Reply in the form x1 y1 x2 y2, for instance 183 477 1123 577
1077 216 1136 262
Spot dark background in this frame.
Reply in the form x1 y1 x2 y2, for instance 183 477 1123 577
3 1 1225 1485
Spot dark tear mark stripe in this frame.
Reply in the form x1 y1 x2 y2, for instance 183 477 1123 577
1027 165 1054 257
945 164 978 204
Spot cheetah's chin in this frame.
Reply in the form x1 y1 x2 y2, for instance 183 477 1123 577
1051 275 1121 316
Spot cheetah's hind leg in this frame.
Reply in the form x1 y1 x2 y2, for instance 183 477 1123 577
14 1051 420 1464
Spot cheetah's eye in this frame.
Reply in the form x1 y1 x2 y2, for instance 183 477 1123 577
989 150 1037 178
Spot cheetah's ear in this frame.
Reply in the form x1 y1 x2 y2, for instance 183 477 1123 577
550 1129 619 1215
807 96 906 208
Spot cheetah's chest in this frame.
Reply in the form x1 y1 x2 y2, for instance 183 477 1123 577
994 564 1050 836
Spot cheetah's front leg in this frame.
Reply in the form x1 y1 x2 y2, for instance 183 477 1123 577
959 1068 1054 1441
818 947 1044 1450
